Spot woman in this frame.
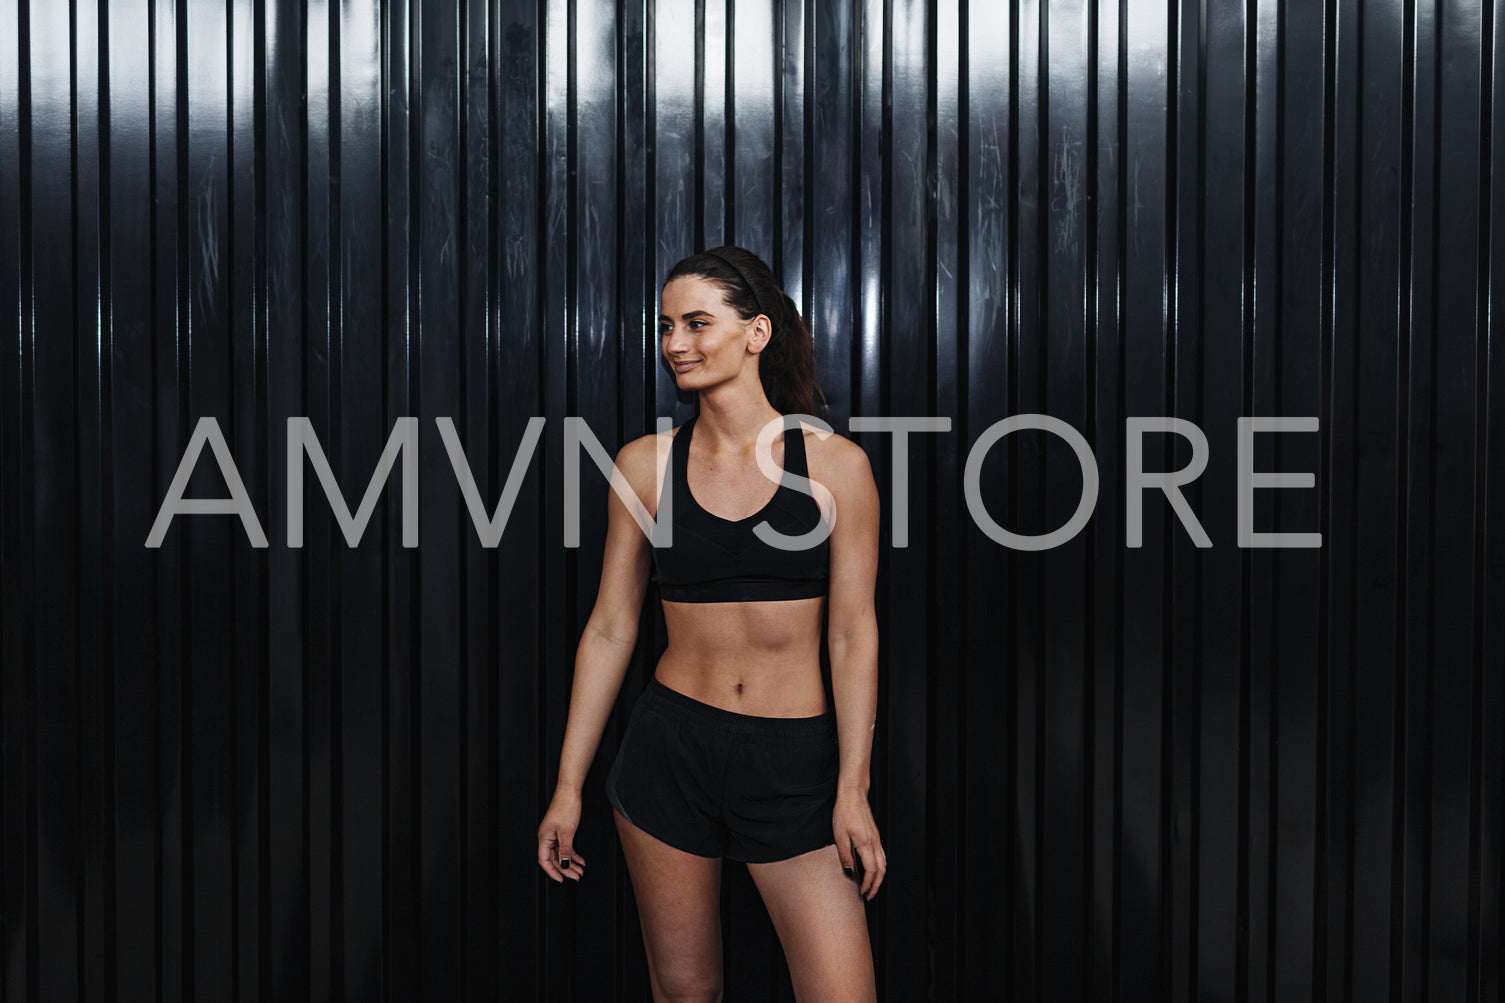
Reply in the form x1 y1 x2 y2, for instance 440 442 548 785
536 245 885 1002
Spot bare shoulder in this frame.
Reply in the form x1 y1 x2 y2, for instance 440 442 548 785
615 425 680 512
799 422 875 490
615 426 668 469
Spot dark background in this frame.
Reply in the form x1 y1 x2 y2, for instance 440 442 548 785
2 0 1502 1000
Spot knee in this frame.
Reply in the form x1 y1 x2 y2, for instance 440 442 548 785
653 972 723 1003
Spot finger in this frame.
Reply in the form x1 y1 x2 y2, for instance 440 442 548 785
866 861 884 899
538 847 564 883
558 840 581 878
858 843 878 898
866 848 888 900
538 833 565 883
834 830 855 875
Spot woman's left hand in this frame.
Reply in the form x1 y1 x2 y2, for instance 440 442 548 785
832 786 886 901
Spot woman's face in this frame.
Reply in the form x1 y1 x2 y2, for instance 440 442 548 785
658 275 767 393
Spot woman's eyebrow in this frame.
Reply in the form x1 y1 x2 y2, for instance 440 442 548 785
659 309 714 321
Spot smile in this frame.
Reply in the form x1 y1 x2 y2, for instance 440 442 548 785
672 361 701 373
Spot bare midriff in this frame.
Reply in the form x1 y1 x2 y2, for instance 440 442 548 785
654 595 828 717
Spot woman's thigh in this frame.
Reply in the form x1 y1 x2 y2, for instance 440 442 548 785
614 807 725 1000
746 843 875 1003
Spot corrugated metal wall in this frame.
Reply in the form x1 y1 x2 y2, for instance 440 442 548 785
2 0 1502 999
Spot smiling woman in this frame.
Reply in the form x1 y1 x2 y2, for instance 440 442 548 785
537 246 885 1001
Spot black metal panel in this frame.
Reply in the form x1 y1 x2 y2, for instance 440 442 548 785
1 1 1501 1000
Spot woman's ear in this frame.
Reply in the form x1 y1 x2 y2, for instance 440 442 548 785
746 314 772 354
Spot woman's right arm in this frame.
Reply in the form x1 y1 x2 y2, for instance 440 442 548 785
537 433 658 883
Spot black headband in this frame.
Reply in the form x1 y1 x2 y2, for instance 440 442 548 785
703 250 768 321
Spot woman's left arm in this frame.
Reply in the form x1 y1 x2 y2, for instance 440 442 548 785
821 431 886 901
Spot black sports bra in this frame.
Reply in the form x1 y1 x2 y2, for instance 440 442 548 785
651 416 830 603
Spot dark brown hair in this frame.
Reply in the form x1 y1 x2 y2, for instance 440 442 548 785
665 246 827 417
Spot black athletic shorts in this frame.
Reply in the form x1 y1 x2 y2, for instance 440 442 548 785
605 674 840 863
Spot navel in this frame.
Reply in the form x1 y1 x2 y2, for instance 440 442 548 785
734 682 744 696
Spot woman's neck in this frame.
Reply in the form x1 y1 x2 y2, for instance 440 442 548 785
693 387 782 453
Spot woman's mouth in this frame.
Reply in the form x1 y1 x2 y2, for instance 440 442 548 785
673 360 700 374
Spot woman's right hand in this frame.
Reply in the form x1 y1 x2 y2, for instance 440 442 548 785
537 789 588 883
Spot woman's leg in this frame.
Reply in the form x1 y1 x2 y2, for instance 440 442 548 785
746 843 876 1002
614 806 725 1003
